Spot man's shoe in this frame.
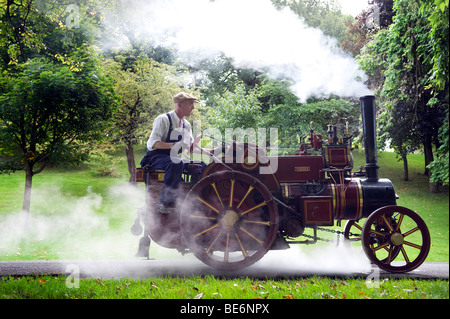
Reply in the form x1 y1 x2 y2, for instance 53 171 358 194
158 202 175 214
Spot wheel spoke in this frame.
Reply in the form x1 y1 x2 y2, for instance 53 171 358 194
403 240 422 250
196 195 220 214
240 201 267 216
369 229 387 237
400 246 411 264
211 183 224 208
205 229 223 254
396 214 405 231
229 179 235 208
235 233 249 258
372 241 390 252
354 223 363 231
239 226 263 245
403 227 419 237
381 215 394 232
243 220 271 226
387 245 394 264
224 233 230 262
194 224 219 237
236 185 254 209
189 215 217 221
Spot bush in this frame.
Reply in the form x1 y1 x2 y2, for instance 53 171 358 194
85 153 121 177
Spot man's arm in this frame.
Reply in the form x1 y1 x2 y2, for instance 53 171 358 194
153 141 175 149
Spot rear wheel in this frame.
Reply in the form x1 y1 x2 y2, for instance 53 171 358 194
361 206 430 273
343 220 363 242
181 171 278 270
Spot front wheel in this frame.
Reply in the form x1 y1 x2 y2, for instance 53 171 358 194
361 206 431 273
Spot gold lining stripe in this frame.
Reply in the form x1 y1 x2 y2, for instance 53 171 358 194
331 183 336 218
356 179 363 220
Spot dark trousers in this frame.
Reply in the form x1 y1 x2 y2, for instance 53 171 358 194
146 153 184 204
142 152 206 204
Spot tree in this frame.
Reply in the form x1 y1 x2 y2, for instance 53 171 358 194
357 0 448 189
207 82 263 137
272 0 353 44
0 0 118 214
378 100 421 181
104 53 182 183
421 0 449 188
0 54 117 214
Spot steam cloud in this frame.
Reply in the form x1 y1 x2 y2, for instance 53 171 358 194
0 184 142 260
102 0 372 101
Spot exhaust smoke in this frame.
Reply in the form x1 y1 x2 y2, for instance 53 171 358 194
101 0 372 101
0 184 142 260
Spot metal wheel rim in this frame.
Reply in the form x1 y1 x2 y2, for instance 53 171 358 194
361 205 431 273
181 170 278 270
343 220 363 242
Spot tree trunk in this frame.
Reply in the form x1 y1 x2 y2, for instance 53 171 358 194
429 182 440 193
22 165 33 216
402 154 409 181
423 138 434 176
125 143 136 184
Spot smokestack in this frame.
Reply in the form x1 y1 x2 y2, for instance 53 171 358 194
360 95 379 181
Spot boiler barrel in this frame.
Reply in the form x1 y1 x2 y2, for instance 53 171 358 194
328 178 397 221
360 178 397 218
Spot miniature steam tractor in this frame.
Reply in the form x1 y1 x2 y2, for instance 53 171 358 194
132 96 430 273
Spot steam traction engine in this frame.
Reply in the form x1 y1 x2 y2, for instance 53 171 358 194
133 96 431 273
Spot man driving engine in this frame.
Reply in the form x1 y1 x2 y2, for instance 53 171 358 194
140 92 205 214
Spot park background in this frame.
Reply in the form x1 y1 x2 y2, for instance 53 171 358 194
0 0 448 299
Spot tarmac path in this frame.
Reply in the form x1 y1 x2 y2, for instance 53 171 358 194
0 259 448 280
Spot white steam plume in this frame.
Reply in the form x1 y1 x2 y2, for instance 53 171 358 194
102 0 372 101
0 184 142 260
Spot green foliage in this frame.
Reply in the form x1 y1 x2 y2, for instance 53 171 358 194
0 0 119 212
428 108 449 186
264 98 360 149
86 153 121 177
207 83 263 135
256 76 299 112
0 53 117 174
104 53 181 146
357 0 448 180
272 0 353 44
420 0 449 92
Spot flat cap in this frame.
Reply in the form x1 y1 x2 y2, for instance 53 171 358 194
173 92 199 103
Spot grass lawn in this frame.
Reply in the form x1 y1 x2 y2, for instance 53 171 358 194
0 274 448 299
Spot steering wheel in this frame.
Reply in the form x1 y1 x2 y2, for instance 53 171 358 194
193 134 228 164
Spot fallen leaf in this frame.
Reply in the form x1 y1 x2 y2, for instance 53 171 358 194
283 294 294 299
194 292 204 299
151 282 159 289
